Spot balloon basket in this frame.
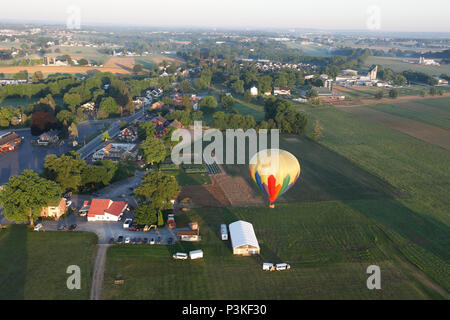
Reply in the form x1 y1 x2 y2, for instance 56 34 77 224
269 204 275 209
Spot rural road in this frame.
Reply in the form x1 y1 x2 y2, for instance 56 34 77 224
90 244 112 300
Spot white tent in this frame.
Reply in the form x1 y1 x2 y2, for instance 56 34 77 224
229 221 260 255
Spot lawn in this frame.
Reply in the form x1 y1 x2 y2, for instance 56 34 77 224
0 225 98 300
163 170 211 186
102 203 441 300
0 96 64 108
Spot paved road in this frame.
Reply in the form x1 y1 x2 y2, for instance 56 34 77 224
79 106 147 160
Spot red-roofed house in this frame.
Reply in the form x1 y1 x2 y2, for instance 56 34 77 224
86 199 128 222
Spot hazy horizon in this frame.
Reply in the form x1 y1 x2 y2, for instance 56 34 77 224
1 0 449 33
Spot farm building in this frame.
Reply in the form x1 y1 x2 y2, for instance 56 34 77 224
229 221 260 256
86 199 128 222
177 229 201 242
221 224 228 241
40 198 67 220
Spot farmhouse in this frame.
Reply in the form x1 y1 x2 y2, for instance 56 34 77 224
229 221 260 256
40 198 66 220
274 87 291 96
86 199 128 222
0 131 21 151
92 143 138 161
37 130 59 146
118 127 137 142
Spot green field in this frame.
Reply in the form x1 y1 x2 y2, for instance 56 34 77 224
102 203 444 299
0 225 97 300
365 56 450 76
163 170 212 186
368 100 450 131
335 85 449 101
0 96 64 108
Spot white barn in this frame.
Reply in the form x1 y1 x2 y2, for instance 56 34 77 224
229 221 260 256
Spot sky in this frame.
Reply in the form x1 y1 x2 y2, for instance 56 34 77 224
1 0 450 33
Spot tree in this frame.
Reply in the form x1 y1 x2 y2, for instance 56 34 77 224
312 120 324 140
43 153 87 191
138 121 156 140
157 211 164 227
102 131 110 141
389 89 399 99
133 64 143 73
79 58 89 66
429 87 438 96
134 204 158 226
140 137 166 165
30 111 57 136
99 97 119 117
181 96 193 112
135 171 180 210
63 93 82 112
179 80 194 93
199 96 217 111
69 122 78 139
0 170 62 225
56 110 76 126
375 90 384 99
221 95 235 110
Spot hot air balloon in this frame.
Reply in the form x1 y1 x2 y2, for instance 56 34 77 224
249 149 300 208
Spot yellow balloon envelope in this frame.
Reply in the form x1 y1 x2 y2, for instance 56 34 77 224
249 149 300 204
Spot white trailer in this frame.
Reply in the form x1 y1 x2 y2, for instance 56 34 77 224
220 224 228 241
262 263 274 271
189 250 204 260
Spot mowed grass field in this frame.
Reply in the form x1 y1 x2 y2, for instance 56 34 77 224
102 203 440 300
0 225 97 299
368 98 450 131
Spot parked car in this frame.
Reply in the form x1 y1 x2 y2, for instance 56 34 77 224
137 237 143 244
275 263 291 271
57 225 67 231
150 238 155 245
173 252 188 260
109 237 114 244
131 237 137 244
156 236 161 244
124 237 131 244
66 200 72 207
68 224 77 231
117 236 124 243
143 238 148 244
33 223 43 231
129 224 141 232
123 218 133 229
167 237 173 245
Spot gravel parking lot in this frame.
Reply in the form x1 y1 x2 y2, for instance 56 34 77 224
40 213 178 245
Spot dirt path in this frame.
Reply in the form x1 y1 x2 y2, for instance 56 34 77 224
90 244 112 300
340 106 450 150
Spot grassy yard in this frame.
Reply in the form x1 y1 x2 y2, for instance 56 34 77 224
163 170 212 186
102 203 442 300
0 225 97 300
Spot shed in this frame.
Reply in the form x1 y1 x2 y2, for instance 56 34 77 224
220 224 228 241
229 221 260 256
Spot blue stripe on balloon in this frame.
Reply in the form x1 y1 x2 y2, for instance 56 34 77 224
255 171 268 198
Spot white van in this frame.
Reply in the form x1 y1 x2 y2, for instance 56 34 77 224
262 263 274 271
33 223 43 231
173 252 188 260
189 250 204 260
276 263 291 271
